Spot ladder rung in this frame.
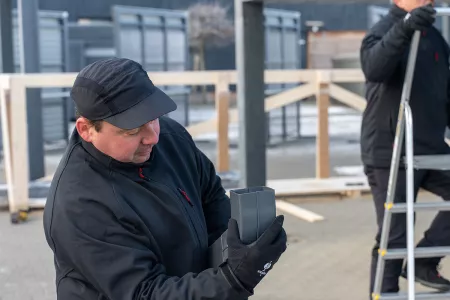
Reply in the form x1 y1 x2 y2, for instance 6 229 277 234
404 154 450 170
383 247 450 260
390 202 450 213
378 291 450 299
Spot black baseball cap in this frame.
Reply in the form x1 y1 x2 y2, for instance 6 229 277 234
71 58 177 130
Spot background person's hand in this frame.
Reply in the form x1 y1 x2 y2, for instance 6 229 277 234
221 215 287 292
403 4 436 32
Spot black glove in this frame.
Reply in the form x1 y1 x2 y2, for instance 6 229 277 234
402 4 436 33
220 215 287 293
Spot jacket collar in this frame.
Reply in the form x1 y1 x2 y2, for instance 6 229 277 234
389 4 408 20
71 128 154 182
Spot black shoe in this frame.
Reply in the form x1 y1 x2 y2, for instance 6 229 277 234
402 262 450 292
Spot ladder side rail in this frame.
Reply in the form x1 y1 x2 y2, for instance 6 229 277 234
405 102 415 300
372 30 422 299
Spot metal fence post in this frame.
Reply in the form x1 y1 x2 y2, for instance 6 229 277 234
0 0 14 73
17 0 45 181
235 0 266 188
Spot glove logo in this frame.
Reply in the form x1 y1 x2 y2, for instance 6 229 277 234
257 261 272 277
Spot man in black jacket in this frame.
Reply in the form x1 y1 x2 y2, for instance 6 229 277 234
43 58 287 299
360 0 450 295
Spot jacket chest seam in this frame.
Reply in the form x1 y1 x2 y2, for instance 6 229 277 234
139 176 208 247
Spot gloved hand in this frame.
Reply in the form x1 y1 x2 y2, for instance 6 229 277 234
220 215 287 293
402 4 436 33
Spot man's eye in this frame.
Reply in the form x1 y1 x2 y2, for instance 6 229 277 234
126 130 139 136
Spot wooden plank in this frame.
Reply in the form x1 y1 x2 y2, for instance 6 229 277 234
265 83 316 111
0 75 10 89
267 176 369 197
0 175 370 210
0 88 14 213
6 71 223 88
186 118 217 137
316 82 330 179
264 69 316 84
10 73 77 88
187 83 316 137
149 71 223 85
9 70 317 88
9 69 366 90
215 76 230 172
275 200 325 223
328 83 367 111
9 77 29 213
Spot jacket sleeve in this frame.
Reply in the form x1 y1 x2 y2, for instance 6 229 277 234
194 145 231 246
360 19 413 82
52 198 250 300
446 68 450 128
444 43 450 129
447 58 450 128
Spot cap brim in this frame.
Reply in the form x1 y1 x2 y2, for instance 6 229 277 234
103 87 177 130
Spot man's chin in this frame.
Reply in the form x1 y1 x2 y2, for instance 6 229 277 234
133 152 152 163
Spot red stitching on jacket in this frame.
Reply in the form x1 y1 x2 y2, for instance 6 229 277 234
178 188 193 206
139 168 145 179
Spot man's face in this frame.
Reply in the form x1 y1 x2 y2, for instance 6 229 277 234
396 0 434 11
76 118 160 164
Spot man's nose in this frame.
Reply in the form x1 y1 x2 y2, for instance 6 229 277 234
141 122 158 145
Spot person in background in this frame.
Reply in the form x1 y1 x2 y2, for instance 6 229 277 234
360 0 450 296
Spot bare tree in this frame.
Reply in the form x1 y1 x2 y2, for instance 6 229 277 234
188 2 234 89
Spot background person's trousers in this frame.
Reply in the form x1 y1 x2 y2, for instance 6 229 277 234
364 166 450 294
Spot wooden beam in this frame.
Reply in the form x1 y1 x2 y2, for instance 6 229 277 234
6 69 365 89
9 73 77 88
328 83 367 112
150 71 225 85
316 81 330 179
0 88 14 214
266 176 369 197
275 200 325 223
8 77 29 213
264 69 316 84
215 76 230 172
265 83 316 111
186 118 217 137
187 83 316 138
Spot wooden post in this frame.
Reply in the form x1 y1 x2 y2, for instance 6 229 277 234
316 72 330 179
215 76 230 172
8 77 29 213
0 87 15 213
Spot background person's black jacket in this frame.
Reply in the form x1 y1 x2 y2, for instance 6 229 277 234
43 116 252 299
360 4 450 168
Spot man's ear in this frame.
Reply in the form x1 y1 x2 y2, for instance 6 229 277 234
75 117 94 142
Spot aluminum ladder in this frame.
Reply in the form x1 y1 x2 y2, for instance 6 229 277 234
372 7 450 300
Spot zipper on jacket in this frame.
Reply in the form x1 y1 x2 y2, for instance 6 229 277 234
142 177 204 251
171 187 205 256
178 188 193 207
133 168 206 252
178 188 208 243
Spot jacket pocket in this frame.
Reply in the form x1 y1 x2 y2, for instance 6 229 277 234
57 274 100 300
56 268 74 291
